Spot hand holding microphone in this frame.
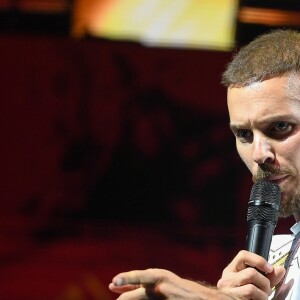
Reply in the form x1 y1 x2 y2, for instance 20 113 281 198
217 180 285 299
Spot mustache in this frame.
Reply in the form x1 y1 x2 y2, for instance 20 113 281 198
252 164 294 182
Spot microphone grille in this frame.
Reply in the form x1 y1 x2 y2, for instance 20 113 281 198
250 180 281 206
247 180 281 224
247 205 279 223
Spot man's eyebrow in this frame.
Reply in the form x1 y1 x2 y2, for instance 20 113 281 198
229 123 240 130
229 115 292 130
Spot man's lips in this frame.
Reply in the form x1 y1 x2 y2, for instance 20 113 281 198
267 174 289 184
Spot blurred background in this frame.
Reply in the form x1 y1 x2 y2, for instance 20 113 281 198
0 0 299 299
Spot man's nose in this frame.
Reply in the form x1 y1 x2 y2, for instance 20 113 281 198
252 135 275 165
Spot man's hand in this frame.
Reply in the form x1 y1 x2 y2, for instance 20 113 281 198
109 268 236 300
217 250 286 300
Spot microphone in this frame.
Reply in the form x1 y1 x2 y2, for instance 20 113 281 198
246 180 281 260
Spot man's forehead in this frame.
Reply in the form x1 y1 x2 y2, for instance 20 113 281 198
226 76 299 124
227 77 289 104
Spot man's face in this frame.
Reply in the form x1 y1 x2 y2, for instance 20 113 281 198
227 76 300 218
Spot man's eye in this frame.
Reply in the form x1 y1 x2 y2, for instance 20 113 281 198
272 121 290 131
236 129 253 142
269 122 294 138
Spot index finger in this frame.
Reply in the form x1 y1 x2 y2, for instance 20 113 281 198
225 250 273 274
112 268 169 286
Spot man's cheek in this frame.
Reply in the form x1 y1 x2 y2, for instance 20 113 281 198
237 147 253 173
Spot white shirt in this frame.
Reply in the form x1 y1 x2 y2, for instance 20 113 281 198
268 222 300 300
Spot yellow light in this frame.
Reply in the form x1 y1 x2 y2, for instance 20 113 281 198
72 0 237 51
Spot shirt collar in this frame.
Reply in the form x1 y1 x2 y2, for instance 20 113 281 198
291 221 300 235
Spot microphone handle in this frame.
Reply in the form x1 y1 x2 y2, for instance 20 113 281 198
246 220 275 260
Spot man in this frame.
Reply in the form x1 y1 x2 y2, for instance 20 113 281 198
109 29 300 299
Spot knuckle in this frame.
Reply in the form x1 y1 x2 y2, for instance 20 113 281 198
159 269 173 279
146 268 156 272
216 278 233 289
145 268 160 275
238 250 248 259
245 267 258 278
145 268 170 281
217 279 225 288
243 284 256 297
221 266 230 276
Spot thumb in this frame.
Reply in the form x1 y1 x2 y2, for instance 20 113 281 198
268 266 286 288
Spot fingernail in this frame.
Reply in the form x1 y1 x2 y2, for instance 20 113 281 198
115 277 124 286
265 263 273 273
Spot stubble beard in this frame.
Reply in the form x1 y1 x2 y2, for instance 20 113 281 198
252 164 300 218
279 189 300 218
